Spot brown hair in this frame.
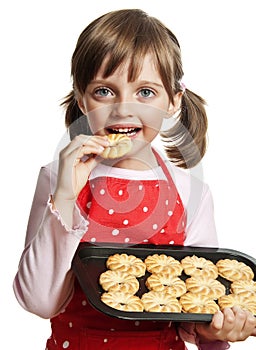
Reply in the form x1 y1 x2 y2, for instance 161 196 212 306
62 9 207 168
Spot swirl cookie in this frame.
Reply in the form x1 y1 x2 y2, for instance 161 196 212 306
101 291 144 311
185 276 226 299
216 259 254 282
181 255 218 279
100 134 132 159
106 253 146 278
99 270 139 294
231 280 256 298
145 273 186 297
179 292 219 314
141 291 182 312
218 293 256 314
144 254 183 275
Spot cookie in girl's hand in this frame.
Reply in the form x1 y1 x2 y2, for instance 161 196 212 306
100 134 132 159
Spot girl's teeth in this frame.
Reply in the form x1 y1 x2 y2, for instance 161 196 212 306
117 128 132 132
128 131 136 136
108 127 139 136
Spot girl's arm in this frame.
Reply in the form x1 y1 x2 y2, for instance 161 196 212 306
13 135 109 319
13 166 88 319
184 184 218 247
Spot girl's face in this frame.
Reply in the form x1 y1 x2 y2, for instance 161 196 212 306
78 54 182 168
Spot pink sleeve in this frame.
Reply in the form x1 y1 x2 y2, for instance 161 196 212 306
184 184 219 247
162 155 218 248
13 165 89 319
170 162 228 347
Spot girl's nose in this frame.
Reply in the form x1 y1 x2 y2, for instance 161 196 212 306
112 102 134 118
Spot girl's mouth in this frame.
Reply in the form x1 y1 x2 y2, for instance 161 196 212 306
106 127 141 137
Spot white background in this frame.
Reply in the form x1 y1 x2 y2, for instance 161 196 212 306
1 0 256 348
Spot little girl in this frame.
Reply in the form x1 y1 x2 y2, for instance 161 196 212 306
13 9 256 350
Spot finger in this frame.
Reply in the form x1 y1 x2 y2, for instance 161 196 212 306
81 135 109 148
82 155 101 173
230 306 248 332
79 134 109 146
210 310 224 331
224 307 255 342
74 149 103 167
72 136 110 163
232 306 256 327
61 135 109 157
219 308 236 333
238 308 256 334
75 144 106 161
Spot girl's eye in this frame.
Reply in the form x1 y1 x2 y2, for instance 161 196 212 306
139 88 155 98
94 87 112 97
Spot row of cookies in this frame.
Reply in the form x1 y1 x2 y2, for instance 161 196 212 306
99 253 256 314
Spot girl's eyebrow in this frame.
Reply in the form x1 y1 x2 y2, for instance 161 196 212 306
137 80 164 89
88 79 164 89
87 80 109 86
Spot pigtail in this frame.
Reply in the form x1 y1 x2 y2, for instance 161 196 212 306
161 88 208 169
61 90 92 139
61 90 82 127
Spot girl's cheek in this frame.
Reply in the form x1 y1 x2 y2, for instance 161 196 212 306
88 121 105 134
142 113 164 131
87 110 108 134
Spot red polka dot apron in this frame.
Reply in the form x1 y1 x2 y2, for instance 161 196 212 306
46 150 187 350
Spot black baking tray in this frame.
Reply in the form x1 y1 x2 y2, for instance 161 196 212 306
72 242 256 322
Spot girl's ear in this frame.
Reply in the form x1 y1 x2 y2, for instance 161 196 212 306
166 91 183 117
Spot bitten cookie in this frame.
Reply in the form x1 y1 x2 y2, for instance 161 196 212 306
100 134 132 159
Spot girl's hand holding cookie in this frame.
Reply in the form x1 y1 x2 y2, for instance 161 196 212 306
54 134 109 200
52 135 109 226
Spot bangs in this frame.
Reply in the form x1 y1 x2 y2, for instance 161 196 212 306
72 9 183 101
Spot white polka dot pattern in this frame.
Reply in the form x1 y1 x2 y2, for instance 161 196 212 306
77 163 186 245
62 340 69 348
112 229 119 236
